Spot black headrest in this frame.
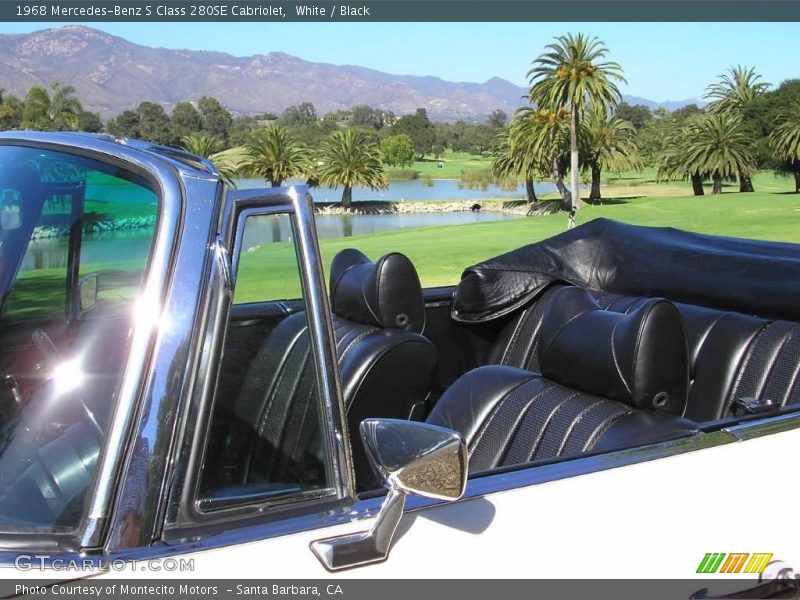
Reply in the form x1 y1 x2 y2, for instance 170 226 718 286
329 249 425 333
538 287 689 415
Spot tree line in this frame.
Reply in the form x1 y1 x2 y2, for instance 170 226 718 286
0 82 507 161
0 83 509 208
490 34 800 218
3 50 800 212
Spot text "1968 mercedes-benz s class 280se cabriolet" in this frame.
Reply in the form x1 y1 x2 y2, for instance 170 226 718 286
0 132 799 587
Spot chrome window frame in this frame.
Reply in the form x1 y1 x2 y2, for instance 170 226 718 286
0 133 180 556
164 186 355 535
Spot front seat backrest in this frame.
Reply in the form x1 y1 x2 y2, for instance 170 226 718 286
232 249 438 491
328 249 439 488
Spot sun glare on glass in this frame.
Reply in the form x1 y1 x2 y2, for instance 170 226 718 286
51 358 86 396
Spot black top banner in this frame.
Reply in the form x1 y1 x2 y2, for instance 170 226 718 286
4 0 800 22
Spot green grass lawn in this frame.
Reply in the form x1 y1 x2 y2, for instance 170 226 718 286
9 169 799 307
234 175 800 301
401 150 492 180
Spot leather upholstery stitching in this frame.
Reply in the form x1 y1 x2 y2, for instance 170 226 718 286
339 327 380 362
501 304 534 365
609 319 632 396
628 300 662 406
527 387 582 461
255 324 309 436
468 377 537 454
579 404 634 452
494 384 550 466
723 320 771 412
555 398 608 457
539 306 591 363
763 331 793 406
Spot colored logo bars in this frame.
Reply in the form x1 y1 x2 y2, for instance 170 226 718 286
697 553 774 574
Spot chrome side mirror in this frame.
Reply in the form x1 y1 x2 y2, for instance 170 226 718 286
310 418 467 571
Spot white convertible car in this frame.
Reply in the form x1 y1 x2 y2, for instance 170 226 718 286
0 133 798 593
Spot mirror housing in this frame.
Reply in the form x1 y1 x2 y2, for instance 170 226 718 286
360 418 467 500
310 418 467 571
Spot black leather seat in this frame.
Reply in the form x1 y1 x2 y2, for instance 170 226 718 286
231 249 438 490
428 287 697 472
490 285 800 422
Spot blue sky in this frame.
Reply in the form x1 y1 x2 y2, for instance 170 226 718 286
1 22 798 101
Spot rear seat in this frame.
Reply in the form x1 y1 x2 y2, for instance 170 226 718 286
427 287 698 471
488 284 800 422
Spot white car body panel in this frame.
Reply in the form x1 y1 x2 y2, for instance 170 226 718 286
92 425 799 580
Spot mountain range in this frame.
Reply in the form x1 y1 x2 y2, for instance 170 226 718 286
0 26 701 121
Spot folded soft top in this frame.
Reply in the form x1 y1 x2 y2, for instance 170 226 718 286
451 218 800 323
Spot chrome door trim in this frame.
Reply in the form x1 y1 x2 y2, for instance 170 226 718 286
165 185 354 532
724 411 800 441
289 188 355 499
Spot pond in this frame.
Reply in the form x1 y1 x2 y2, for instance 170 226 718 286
241 210 520 249
236 177 558 202
22 206 521 270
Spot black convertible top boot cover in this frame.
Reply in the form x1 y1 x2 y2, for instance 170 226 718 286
451 218 800 323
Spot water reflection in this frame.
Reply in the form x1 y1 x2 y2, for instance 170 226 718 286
20 211 520 271
21 228 159 272
342 215 353 238
236 177 556 203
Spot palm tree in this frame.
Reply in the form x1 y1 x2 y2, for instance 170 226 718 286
527 33 625 211
181 133 241 187
513 106 574 211
769 99 800 193
48 82 82 130
583 112 642 203
316 129 387 211
657 124 707 196
683 114 756 195
491 124 540 205
22 82 82 131
241 125 310 187
704 66 769 192
705 66 770 115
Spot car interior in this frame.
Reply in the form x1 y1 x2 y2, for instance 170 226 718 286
0 151 154 532
204 216 800 496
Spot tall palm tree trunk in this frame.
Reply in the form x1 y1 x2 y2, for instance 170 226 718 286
552 155 572 210
738 171 754 192
341 185 353 211
569 106 580 210
712 172 723 195
691 173 705 196
794 170 800 194
271 178 282 187
525 176 538 204
589 161 602 204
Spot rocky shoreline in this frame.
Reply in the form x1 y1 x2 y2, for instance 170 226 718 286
32 215 157 239
314 198 532 216
30 200 540 240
